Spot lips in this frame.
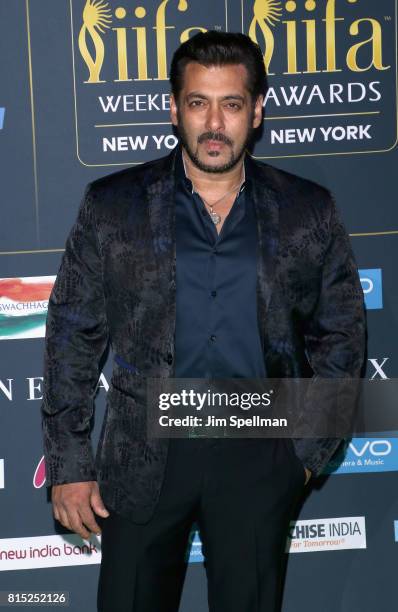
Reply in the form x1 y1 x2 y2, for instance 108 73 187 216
204 139 225 150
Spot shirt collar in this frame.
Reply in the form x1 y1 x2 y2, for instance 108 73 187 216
174 143 251 195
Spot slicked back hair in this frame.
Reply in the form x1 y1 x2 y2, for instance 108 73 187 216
170 30 268 104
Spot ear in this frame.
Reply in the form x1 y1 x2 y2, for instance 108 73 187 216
252 95 264 129
170 94 178 127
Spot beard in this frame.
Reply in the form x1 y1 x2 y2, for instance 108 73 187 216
176 108 255 174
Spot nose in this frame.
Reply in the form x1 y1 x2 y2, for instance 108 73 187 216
205 104 225 133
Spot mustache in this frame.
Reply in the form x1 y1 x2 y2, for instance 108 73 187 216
197 132 233 146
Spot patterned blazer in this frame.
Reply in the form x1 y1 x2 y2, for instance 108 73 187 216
41 146 366 523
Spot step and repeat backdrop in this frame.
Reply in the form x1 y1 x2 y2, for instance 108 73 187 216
1 0 397 610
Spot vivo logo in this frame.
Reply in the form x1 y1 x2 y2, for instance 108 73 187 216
361 278 374 293
359 268 383 309
350 440 392 457
327 437 398 474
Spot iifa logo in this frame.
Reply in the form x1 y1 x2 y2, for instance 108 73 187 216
77 0 391 83
70 0 228 165
325 437 398 474
0 108 5 130
359 268 383 309
242 0 396 158
247 0 389 77
77 0 200 84
70 0 396 164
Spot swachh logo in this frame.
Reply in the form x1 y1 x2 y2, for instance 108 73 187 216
0 277 55 340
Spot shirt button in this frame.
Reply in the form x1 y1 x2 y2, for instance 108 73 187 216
210 334 217 342
211 290 217 297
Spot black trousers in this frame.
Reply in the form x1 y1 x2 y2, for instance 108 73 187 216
97 437 306 612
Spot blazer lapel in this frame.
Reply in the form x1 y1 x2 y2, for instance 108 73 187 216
246 155 280 352
145 153 176 286
144 150 177 374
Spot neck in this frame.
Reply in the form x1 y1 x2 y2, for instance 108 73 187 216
181 147 245 194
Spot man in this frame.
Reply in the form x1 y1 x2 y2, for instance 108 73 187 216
41 31 366 612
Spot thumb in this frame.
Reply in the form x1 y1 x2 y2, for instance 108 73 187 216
90 487 110 517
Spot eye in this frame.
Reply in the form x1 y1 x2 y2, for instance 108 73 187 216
226 103 242 110
189 100 204 107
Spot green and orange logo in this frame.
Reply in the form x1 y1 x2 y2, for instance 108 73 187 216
0 277 55 340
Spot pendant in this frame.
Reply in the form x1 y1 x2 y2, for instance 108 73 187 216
210 211 221 225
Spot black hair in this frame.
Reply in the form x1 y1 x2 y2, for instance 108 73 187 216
169 30 268 102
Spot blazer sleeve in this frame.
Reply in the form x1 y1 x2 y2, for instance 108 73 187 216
292 192 366 477
41 183 110 486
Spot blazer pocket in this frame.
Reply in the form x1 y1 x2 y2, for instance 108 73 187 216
106 386 146 441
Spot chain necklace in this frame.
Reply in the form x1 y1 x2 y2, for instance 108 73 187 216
182 152 245 225
199 178 244 225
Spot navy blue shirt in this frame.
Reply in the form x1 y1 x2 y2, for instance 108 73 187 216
174 146 266 379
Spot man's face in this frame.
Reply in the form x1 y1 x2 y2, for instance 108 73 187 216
170 62 263 173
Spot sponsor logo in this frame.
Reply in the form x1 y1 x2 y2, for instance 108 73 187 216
188 529 203 563
0 378 43 402
190 516 367 560
359 268 383 309
0 276 55 340
0 108 5 130
0 459 4 489
326 438 398 474
0 372 108 403
70 0 229 165
287 516 366 552
368 357 389 379
68 0 397 164
33 457 46 489
0 534 101 571
243 0 397 158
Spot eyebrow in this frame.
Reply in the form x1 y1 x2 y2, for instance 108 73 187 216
185 93 246 103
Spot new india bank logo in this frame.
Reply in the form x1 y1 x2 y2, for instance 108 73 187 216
71 0 397 165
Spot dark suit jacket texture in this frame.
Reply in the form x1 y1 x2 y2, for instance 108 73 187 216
41 147 366 524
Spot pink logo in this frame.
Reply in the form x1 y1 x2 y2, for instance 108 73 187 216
33 456 46 489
